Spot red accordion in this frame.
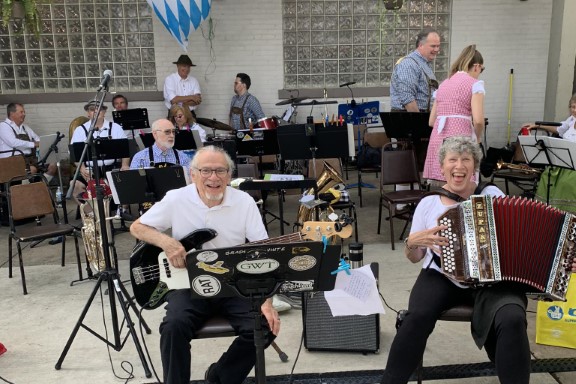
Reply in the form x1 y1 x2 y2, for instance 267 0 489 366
438 195 575 301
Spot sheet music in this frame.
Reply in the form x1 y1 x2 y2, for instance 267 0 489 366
519 135 576 169
264 174 304 181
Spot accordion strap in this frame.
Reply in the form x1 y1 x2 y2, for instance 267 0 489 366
422 181 495 203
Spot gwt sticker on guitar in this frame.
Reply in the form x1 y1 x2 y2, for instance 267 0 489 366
186 241 339 299
130 221 349 309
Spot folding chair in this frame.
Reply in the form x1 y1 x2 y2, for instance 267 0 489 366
7 176 82 294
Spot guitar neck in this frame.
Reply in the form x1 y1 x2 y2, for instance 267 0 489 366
246 232 303 246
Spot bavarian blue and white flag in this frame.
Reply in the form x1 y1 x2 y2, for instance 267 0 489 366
146 0 212 51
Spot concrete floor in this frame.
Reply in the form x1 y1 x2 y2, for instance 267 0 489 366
1 171 576 384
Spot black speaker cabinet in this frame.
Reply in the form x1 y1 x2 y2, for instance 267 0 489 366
302 262 380 353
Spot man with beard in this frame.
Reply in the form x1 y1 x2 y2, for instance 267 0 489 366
130 145 280 384
229 73 265 130
130 118 191 172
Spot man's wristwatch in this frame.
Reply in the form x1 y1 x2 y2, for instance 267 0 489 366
404 237 417 251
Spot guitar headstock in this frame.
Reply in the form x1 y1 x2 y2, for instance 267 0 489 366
301 221 353 241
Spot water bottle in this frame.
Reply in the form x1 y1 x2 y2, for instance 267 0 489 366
56 187 63 208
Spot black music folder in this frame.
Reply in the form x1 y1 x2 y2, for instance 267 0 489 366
106 166 187 205
69 139 130 163
185 242 341 299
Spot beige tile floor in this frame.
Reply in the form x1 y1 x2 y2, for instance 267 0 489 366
1 171 575 384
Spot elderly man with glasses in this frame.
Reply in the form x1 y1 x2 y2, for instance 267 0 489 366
69 100 130 206
130 145 280 384
130 118 191 171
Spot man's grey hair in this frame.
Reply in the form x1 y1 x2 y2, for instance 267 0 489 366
191 145 235 174
415 27 439 48
438 136 483 172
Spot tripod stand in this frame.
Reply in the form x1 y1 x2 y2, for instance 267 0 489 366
55 91 152 378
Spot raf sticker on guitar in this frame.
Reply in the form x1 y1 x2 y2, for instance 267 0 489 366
192 275 221 297
196 250 218 263
196 261 230 274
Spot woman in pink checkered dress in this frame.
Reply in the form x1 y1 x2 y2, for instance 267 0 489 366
423 45 486 183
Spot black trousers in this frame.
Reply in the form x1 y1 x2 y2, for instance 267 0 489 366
382 268 530 384
160 289 274 384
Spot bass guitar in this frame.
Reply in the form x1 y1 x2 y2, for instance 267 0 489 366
130 221 352 309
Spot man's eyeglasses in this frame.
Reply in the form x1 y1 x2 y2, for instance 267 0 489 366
196 168 229 177
156 129 177 135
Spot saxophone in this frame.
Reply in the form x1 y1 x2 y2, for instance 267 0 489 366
79 180 116 272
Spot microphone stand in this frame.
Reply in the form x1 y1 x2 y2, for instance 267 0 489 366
345 84 357 108
55 87 152 378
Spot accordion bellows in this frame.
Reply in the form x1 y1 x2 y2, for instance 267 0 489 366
438 195 575 301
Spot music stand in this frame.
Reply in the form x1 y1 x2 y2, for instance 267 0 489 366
277 124 349 177
519 135 576 204
106 166 187 205
69 139 130 165
112 108 150 132
186 241 341 384
380 112 432 171
236 128 280 178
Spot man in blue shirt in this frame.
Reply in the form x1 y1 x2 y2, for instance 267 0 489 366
131 119 191 173
390 28 441 112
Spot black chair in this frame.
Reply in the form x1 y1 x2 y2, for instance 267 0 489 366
356 128 389 207
0 152 28 227
7 176 82 294
194 315 288 363
377 142 427 250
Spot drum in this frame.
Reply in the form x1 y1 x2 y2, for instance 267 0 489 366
257 117 278 129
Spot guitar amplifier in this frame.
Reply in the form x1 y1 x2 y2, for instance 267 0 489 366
302 262 380 353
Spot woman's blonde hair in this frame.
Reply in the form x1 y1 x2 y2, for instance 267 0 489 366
169 105 195 127
449 45 483 77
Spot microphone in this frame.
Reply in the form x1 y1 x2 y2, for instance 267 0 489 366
97 69 113 91
339 81 356 88
340 82 357 107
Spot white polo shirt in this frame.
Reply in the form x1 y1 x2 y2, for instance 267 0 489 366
140 184 267 247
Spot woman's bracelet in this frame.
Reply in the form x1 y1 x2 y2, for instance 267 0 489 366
404 237 418 251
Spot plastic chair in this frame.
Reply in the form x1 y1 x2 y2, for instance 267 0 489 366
7 176 82 294
377 142 427 250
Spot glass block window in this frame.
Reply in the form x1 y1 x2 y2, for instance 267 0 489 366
0 0 156 94
282 0 451 89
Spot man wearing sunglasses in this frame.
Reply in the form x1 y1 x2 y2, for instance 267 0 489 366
390 27 441 113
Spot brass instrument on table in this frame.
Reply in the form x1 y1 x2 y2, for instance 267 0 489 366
296 161 345 225
496 160 542 175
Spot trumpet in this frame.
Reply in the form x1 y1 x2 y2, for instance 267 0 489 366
496 160 542 175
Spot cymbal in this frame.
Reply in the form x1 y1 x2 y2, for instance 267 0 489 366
275 97 308 106
196 117 234 131
293 100 338 106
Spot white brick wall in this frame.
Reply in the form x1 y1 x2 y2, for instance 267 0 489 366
11 0 560 150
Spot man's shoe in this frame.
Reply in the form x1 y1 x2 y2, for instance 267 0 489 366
205 362 218 384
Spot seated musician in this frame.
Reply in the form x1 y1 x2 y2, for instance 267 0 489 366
0 103 57 182
524 93 576 213
130 145 279 384
168 104 207 142
229 73 265 131
69 100 130 207
381 136 576 384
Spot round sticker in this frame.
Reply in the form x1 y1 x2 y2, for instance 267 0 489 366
196 251 218 263
191 275 221 297
288 255 317 271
